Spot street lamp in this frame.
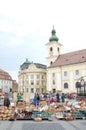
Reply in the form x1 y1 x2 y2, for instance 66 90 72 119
80 78 86 96
76 81 81 95
81 78 84 96
76 77 86 96
84 81 86 96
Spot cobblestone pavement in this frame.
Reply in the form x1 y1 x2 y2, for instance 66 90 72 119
0 120 86 130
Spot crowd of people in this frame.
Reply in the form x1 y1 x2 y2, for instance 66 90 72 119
32 92 77 106
0 90 77 108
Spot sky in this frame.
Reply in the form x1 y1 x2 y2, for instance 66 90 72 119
0 0 86 81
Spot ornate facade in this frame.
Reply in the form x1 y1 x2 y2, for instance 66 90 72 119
18 59 47 99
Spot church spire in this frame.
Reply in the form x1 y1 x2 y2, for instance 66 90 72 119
49 26 59 42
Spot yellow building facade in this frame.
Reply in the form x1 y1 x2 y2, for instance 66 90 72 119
18 59 47 100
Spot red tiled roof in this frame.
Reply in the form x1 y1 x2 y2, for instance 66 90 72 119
0 69 12 80
49 49 86 68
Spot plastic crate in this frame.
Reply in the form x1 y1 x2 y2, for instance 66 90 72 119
31 111 51 120
73 111 85 119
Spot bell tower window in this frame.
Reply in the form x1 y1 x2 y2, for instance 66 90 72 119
57 47 59 52
50 47 53 51
50 47 53 56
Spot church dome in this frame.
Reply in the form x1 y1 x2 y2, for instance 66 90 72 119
49 26 59 42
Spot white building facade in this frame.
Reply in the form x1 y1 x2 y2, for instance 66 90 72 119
0 69 12 93
18 27 86 95
46 27 86 93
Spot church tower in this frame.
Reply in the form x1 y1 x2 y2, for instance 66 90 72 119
46 26 62 67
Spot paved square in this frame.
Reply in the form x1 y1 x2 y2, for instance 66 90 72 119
0 120 86 130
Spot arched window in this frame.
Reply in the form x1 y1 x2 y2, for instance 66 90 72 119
76 82 81 88
64 82 68 89
50 47 53 52
50 61 53 65
57 47 59 52
53 89 56 93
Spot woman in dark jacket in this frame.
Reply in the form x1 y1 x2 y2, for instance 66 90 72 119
4 96 10 107
61 93 65 102
56 93 60 102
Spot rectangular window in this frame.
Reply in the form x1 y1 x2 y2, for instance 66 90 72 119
30 75 34 79
26 88 28 92
64 71 67 76
42 75 44 79
31 81 34 85
37 75 40 79
52 73 55 77
52 80 55 85
31 88 34 93
42 81 45 86
75 70 79 75
36 81 39 85
26 81 28 84
36 88 40 93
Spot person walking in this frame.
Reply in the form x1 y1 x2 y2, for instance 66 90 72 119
56 92 60 102
33 93 38 106
61 93 65 103
33 93 40 106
